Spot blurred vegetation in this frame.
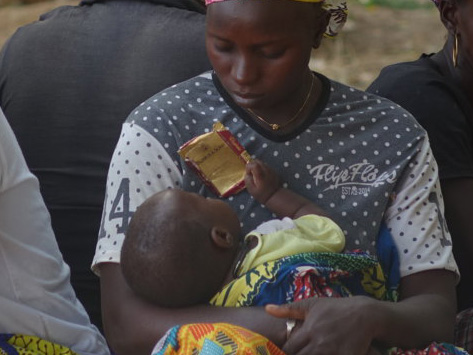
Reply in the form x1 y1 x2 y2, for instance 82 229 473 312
356 0 432 9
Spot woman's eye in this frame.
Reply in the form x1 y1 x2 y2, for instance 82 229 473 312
213 41 233 53
261 48 285 59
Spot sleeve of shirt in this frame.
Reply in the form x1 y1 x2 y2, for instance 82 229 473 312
404 83 473 181
91 122 183 274
369 64 473 180
384 137 459 278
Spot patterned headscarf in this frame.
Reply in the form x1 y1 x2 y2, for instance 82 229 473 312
205 0 348 38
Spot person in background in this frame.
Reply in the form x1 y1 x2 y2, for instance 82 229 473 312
367 0 473 314
0 107 110 355
93 0 460 354
0 0 211 331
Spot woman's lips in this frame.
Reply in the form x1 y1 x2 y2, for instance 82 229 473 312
234 91 260 99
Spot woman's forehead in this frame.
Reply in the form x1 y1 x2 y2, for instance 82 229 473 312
206 0 324 5
206 0 316 34
205 0 348 38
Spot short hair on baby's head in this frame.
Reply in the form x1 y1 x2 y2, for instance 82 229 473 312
121 191 229 307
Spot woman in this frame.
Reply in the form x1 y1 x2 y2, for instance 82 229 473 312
0 108 109 355
367 0 473 313
93 0 460 354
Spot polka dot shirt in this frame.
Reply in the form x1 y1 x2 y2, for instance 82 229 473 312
92 71 458 279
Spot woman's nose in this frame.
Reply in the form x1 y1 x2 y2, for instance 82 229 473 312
231 54 258 85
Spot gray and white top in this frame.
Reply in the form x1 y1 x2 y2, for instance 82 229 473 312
93 71 458 279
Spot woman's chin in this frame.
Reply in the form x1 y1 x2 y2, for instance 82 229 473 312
230 94 264 109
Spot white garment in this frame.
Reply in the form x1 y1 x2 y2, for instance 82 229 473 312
0 109 109 355
253 216 297 234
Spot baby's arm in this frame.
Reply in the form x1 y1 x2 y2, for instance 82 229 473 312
245 159 327 219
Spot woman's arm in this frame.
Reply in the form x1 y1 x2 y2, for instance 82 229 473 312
441 178 473 309
99 263 287 355
377 269 457 347
266 269 457 355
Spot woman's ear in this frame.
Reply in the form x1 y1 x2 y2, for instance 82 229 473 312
210 227 234 249
438 0 459 33
312 9 330 49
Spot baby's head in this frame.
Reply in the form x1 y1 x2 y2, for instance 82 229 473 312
121 189 241 307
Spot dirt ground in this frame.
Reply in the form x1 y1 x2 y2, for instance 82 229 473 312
0 0 446 89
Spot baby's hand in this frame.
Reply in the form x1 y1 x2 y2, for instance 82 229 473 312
245 159 280 204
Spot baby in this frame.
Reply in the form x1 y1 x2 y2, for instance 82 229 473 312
121 159 345 307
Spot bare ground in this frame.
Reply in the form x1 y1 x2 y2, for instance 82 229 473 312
0 0 446 89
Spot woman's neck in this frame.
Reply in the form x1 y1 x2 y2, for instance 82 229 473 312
433 39 473 105
248 72 322 133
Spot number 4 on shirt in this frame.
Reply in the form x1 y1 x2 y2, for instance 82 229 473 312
98 178 133 239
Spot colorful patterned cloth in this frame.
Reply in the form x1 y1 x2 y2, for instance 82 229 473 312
209 250 469 355
152 251 382 355
0 334 77 355
152 323 284 355
204 0 348 38
153 250 392 355
388 342 468 355
154 224 468 355
455 308 473 354
210 250 394 307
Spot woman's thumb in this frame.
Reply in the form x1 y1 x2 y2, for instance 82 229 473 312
265 302 308 320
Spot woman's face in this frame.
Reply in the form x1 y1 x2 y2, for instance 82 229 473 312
206 0 324 112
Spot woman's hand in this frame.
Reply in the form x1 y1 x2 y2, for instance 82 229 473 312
265 296 380 355
265 270 457 355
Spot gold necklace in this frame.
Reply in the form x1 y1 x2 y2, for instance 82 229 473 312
247 73 315 131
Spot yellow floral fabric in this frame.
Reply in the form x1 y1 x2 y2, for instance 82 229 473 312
0 334 77 355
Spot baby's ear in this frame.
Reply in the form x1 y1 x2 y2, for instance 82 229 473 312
210 227 234 249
